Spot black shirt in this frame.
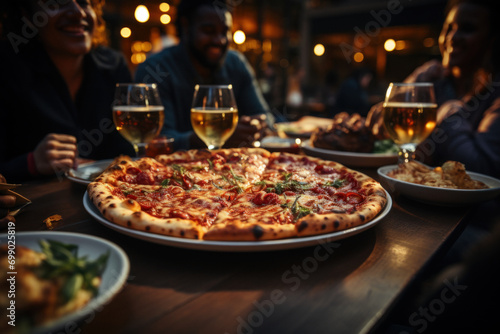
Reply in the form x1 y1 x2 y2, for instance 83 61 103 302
0 42 135 182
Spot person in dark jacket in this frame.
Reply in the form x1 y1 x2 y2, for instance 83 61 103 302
135 0 271 150
0 0 134 182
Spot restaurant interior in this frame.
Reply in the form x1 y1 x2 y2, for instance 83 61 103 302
2 0 499 333
104 0 447 117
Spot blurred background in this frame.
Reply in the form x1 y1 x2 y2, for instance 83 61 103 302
103 0 447 120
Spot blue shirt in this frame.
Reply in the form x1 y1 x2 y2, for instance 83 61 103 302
135 43 270 150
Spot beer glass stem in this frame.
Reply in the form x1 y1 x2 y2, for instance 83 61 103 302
134 143 148 158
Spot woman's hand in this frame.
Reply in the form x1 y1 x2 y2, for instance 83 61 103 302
33 133 78 175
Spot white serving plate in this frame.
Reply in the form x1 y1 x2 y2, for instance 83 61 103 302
66 160 114 185
377 165 500 206
302 140 398 168
0 231 129 334
83 191 392 252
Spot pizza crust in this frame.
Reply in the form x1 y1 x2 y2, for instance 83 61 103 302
87 148 388 241
88 182 205 239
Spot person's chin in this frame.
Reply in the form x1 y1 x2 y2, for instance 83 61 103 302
201 54 226 70
59 38 92 56
447 57 465 70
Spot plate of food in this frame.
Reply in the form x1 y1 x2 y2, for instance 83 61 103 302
303 140 398 168
303 112 398 168
66 160 114 185
275 116 334 138
377 161 500 206
83 148 391 252
83 192 391 252
257 136 302 153
0 231 129 333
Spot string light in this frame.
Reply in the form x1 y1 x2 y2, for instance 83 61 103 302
354 52 364 62
120 27 131 38
135 5 150 23
313 44 325 56
159 2 170 12
233 30 246 45
384 39 396 52
160 14 171 24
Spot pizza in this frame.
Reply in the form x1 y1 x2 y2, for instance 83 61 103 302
87 148 387 241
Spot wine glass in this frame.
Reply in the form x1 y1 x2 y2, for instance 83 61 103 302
190 84 239 150
112 83 165 157
382 82 437 163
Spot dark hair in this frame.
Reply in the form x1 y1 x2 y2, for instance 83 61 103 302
175 0 230 37
445 0 500 16
0 0 107 47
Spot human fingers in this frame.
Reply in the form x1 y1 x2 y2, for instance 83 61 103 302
45 133 77 144
49 158 75 172
34 135 77 175
0 194 16 208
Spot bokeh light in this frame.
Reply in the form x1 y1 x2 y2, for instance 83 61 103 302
120 27 131 38
135 5 150 23
233 30 246 45
159 3 170 12
313 44 325 56
160 14 171 24
353 52 364 62
384 39 396 52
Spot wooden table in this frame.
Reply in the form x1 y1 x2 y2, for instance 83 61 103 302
10 169 469 334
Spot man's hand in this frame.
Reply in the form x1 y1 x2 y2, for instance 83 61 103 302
365 102 388 139
225 114 269 148
33 133 78 175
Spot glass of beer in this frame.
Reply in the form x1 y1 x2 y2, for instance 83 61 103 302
112 83 165 157
190 84 238 150
382 83 437 163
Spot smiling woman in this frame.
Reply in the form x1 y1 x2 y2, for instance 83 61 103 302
0 0 107 52
0 0 135 182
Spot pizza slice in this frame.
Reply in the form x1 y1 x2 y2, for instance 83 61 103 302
88 181 239 239
205 153 387 241
156 148 270 191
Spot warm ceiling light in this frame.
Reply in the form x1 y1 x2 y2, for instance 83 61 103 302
384 39 396 52
395 40 406 50
160 14 171 25
353 52 364 62
159 2 170 12
132 41 143 53
120 27 131 38
131 52 147 65
233 30 246 45
135 5 150 23
313 43 325 56
142 41 152 52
